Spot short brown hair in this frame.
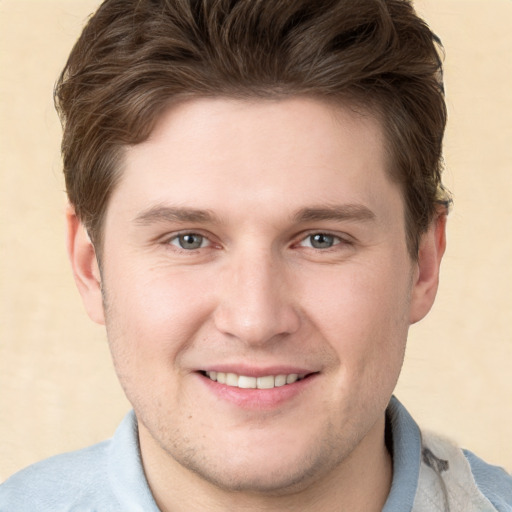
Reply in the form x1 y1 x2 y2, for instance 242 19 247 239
55 0 450 257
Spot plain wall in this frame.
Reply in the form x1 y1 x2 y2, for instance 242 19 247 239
0 0 511 481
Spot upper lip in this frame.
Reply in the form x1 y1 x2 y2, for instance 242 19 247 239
198 365 318 377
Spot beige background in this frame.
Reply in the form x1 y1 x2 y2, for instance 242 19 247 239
0 0 511 482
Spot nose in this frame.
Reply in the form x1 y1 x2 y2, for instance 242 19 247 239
213 249 301 346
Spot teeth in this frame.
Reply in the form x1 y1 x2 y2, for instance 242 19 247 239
274 374 287 387
257 375 275 389
238 375 257 388
226 373 238 386
286 374 298 384
204 371 307 389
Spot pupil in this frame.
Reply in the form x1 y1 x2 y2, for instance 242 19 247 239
312 234 333 248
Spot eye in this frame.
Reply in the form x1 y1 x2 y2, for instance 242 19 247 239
169 233 209 250
299 233 341 249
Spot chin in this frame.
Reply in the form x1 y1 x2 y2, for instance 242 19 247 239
183 455 330 495
168 426 346 496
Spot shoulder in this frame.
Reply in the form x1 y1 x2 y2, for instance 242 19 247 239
464 450 512 512
0 411 159 512
385 398 512 512
0 440 120 512
419 430 512 511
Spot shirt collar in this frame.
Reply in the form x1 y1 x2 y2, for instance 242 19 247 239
108 410 160 511
382 396 422 512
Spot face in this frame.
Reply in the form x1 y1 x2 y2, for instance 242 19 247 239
71 97 442 494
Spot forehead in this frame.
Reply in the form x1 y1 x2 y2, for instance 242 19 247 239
109 96 402 227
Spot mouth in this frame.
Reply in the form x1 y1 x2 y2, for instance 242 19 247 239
197 368 319 409
200 371 311 389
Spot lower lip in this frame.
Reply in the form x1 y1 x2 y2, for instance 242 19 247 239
198 373 317 410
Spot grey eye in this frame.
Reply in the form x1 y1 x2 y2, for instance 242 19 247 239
308 233 336 249
173 233 205 250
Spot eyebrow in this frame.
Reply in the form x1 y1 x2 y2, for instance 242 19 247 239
133 206 219 225
133 203 376 227
293 204 376 223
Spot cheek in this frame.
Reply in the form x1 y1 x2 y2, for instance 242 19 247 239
102 264 216 373
301 260 411 368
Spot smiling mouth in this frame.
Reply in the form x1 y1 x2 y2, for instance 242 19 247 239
201 371 310 390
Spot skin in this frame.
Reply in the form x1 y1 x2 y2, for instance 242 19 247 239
67 97 446 511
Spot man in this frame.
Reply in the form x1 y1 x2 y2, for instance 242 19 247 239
0 0 511 510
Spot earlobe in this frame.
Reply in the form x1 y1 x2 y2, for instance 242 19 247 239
66 205 105 325
409 212 447 324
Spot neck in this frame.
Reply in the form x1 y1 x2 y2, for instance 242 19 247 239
139 415 392 512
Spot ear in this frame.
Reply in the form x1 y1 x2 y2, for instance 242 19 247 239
66 205 105 325
409 212 447 324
